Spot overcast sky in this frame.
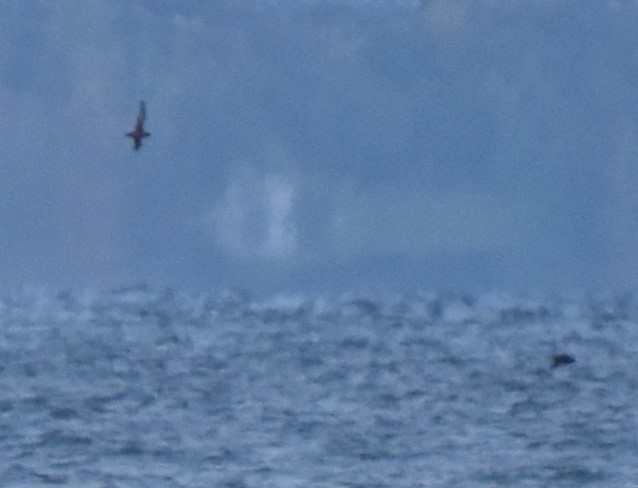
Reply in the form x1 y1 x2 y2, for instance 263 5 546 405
2 0 638 294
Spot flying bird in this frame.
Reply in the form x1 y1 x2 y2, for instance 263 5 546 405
126 100 150 150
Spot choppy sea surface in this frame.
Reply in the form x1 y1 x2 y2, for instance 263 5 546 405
1 286 637 487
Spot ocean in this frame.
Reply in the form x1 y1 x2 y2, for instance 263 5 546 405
1 286 636 487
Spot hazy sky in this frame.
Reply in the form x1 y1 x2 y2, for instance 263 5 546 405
2 0 638 294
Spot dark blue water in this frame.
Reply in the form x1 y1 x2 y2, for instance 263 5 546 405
1 286 637 487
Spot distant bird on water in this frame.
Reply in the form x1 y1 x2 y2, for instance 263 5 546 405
126 100 150 150
552 353 575 368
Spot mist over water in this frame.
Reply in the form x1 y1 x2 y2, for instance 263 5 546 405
1 286 636 487
3 2 638 486
3 1 638 292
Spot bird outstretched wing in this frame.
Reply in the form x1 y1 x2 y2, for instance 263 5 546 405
136 101 146 128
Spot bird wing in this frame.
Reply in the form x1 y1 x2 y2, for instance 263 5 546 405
136 101 146 127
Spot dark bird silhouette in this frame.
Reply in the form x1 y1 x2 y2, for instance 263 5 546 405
551 353 575 368
126 101 150 150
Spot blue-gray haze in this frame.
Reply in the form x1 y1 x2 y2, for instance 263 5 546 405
2 4 638 486
2 1 638 293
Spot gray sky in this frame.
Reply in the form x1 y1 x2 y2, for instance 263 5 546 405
2 0 638 294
